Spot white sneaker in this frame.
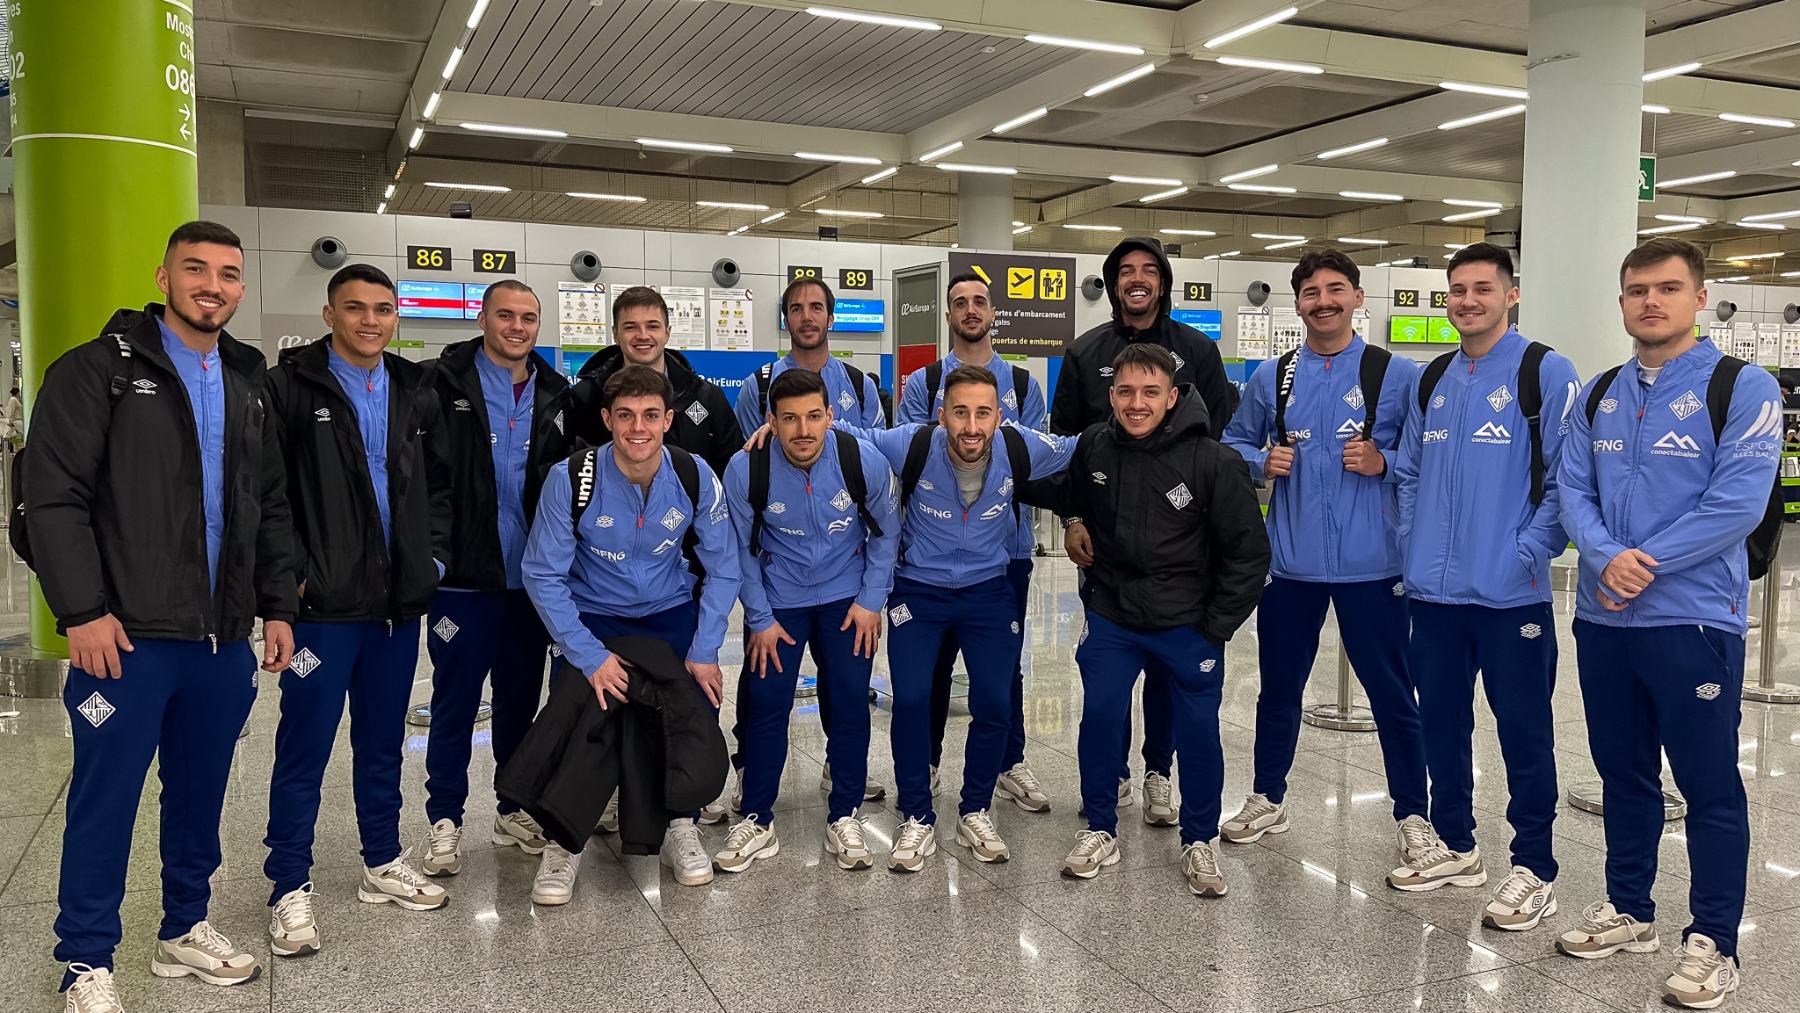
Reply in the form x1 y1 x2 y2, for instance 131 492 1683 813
955 809 1010 863
1387 837 1487 892
996 763 1051 813
63 964 123 1013
1141 772 1178 827
595 794 619 835
700 770 740 825
1395 814 1436 866
1183 841 1228 897
1117 777 1135 808
1663 933 1739 1009
492 811 548 855
825 812 875 870
423 818 461 877
358 849 449 911
714 817 780 873
150 920 261 985
1483 866 1557 931
531 845 582 906
1556 901 1660 959
1061 830 1120 879
660 819 714 886
268 882 320 957
1221 793 1286 843
889 817 938 873
820 763 888 801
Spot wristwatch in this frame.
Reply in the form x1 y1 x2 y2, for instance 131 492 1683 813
1061 516 1083 530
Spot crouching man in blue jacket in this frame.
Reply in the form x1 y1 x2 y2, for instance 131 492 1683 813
1391 243 1580 932
522 365 740 902
715 368 899 874
1221 250 1432 864
1555 237 1775 1010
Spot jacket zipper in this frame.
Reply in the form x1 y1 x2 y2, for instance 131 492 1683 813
1438 360 1476 591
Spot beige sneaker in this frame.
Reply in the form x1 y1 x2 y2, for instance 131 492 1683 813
1221 793 1287 843
1183 841 1227 897
63 964 123 1013
1142 772 1178 827
492 811 548 855
1061 830 1120 879
149 920 261 985
359 850 449 910
1663 933 1739 1009
825 812 875 870
1483 866 1556 931
888 817 937 873
594 794 619 835
268 882 320 957
713 818 779 873
955 809 1010 863
996 764 1051 813
1395 814 1436 866
1557 901 1660 959
1387 839 1486 892
423 818 461 876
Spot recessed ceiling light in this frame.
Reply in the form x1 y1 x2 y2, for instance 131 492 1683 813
467 0 490 29
1111 175 1184 186
918 141 964 162
1316 137 1388 160
1637 222 1703 235
567 192 646 202
805 6 941 30
1139 186 1189 204
1337 236 1389 245
1160 229 1217 237
860 167 899 185
422 92 442 119
1438 105 1527 130
1439 81 1529 100
992 108 1049 134
936 163 1017 174
424 181 511 193
1024 34 1144 55
1228 183 1297 193
442 47 464 80
460 122 568 138
697 200 771 210
1719 112 1796 128
1217 56 1323 75
1084 63 1158 98
408 127 424 149
795 151 883 165
1658 170 1737 188
1204 6 1299 49
816 208 884 218
1219 164 1279 184
1340 190 1406 201
1643 61 1701 82
1063 224 1123 231
639 137 734 153
1443 208 1502 222
1642 104 1672 114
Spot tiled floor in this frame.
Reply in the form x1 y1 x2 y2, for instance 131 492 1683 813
5 551 1800 1012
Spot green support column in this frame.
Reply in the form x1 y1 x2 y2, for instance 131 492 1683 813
13 0 200 655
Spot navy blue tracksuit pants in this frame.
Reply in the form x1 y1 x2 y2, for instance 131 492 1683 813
1574 620 1749 958
929 558 1032 770
1410 600 1559 881
578 602 709 820
887 575 1024 823
265 619 420 903
55 640 257 977
738 597 872 825
1077 612 1226 845
423 588 550 826
1254 576 1427 819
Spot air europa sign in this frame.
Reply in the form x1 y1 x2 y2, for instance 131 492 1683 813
949 252 1078 358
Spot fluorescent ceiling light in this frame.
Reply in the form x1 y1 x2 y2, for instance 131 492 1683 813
1085 63 1157 98
1219 164 1279 184
1252 233 1304 241
376 202 387 215
805 6 940 30
1440 81 1529 100
639 137 733 153
860 167 898 185
1024 34 1144 55
1438 104 1527 130
567 192 646 203
1203 251 1243 260
918 141 963 162
728 226 749 236
461 122 568 138
1111 174 1183 186
992 107 1048 134
795 151 883 165
1337 236 1389 245
1729 251 1785 260
1710 276 1750 283
1637 222 1703 235
1205 6 1299 49
1316 137 1388 160
1264 240 1306 250
1658 170 1737 188
1217 56 1323 75
408 127 424 149
1642 104 1672 114
1741 209 1800 222
1013 225 1033 235
1445 243 1470 250
422 92 441 119
1341 190 1405 201
1720 112 1796 128
1013 220 1024 226
1139 186 1189 204
1736 221 1788 230
1643 61 1701 82
1443 208 1502 222
1063 224 1122 231
466 0 490 29
384 184 395 199
1160 229 1217 237
1654 214 1710 224
936 163 1017 174
816 208 884 218
1228 183 1297 193
424 181 511 192
697 200 770 210
759 211 787 224
1782 271 1800 278
1444 198 1503 208
442 47 463 80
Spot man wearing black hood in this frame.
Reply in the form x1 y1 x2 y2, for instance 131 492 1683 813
1051 235 1236 824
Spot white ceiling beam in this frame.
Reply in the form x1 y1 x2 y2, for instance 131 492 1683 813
1644 1 1800 71
902 51 1157 160
388 0 481 164
1200 91 1502 181
1657 134 1800 184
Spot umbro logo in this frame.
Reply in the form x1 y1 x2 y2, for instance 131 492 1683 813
1091 471 1107 485
1165 483 1194 509
453 399 473 412
78 692 115 728
1099 366 1114 377
1010 621 1021 635
1392 581 1405 596
1696 682 1722 701
1487 385 1513 412
767 502 787 515
1199 659 1216 673
433 617 459 641
1431 395 1446 410
131 379 158 395
1599 399 1619 415
1520 624 1542 639
1669 390 1703 421
596 515 615 528
290 648 322 677
684 401 709 425
890 604 913 626
314 408 331 421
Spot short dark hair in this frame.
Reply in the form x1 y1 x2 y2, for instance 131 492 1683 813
1112 343 1177 381
946 271 988 297
166 220 242 252
942 364 998 397
480 278 538 313
327 263 396 303
782 277 835 317
768 367 829 414
602 363 675 409
1620 237 1705 289
1291 249 1361 295
1446 242 1516 287
611 285 669 327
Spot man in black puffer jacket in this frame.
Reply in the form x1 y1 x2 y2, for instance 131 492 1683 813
261 264 454 954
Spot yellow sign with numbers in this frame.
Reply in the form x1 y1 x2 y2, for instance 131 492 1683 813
473 248 515 273
407 245 451 271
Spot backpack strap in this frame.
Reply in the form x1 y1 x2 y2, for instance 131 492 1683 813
1706 355 1749 442
1272 349 1299 445
747 443 772 557
842 362 868 411
1584 365 1626 424
999 425 1030 526
1417 350 1457 416
667 445 702 513
1010 365 1030 419
924 361 945 415
831 428 883 538
1357 344 1392 439
1516 340 1550 507
899 423 937 508
754 361 775 417
568 446 600 536
108 333 134 401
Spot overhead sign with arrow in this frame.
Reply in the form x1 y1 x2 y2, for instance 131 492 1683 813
948 251 1077 357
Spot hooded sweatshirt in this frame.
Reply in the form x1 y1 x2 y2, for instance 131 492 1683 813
567 345 743 476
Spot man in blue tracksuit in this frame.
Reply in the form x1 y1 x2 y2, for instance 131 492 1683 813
817 366 1077 871
1220 250 1433 862
733 276 885 434
419 280 574 878
523 364 740 900
262 264 454 957
1390 243 1580 933
1554 238 1773 1010
714 368 900 874
897 271 1052 812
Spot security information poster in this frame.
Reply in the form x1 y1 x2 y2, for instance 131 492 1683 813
1237 308 1271 359
948 252 1076 357
710 288 754 351
558 282 608 345
657 285 708 350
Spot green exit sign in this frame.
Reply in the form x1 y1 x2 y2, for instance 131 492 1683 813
1638 155 1657 202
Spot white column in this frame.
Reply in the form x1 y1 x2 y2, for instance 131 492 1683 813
1518 0 1647 381
958 173 1015 252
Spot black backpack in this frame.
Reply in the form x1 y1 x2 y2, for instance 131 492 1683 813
923 360 1032 420
745 429 883 556
898 422 1032 526
1417 340 1553 505
10 336 134 569
756 361 870 420
1583 355 1784 581
1271 344 1391 446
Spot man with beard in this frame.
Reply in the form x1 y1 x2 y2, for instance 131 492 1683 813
734 277 885 434
898 272 1051 812
1052 236 1235 825
33 221 297 1010
1220 250 1432 866
418 280 575 878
